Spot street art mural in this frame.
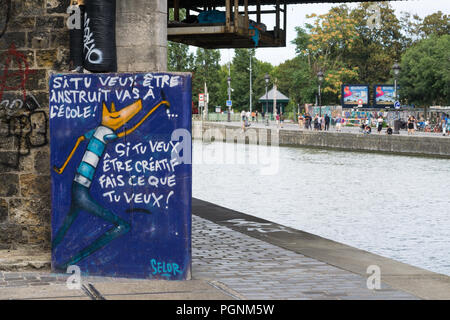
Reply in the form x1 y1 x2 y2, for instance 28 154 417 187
50 72 192 280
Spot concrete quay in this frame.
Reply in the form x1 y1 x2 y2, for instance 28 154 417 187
193 121 450 158
2 198 450 300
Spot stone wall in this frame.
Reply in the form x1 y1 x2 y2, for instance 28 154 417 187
0 0 70 249
193 122 450 158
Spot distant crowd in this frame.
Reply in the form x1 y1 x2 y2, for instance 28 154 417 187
238 110 450 136
298 113 394 135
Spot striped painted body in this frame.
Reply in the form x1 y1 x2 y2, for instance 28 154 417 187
74 126 117 188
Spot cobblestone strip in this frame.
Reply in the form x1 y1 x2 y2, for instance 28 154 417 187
191 215 419 300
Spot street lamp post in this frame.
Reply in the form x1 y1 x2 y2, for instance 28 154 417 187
264 73 270 126
392 62 401 133
317 70 324 117
227 76 231 122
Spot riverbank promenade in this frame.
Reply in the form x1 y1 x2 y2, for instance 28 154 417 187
210 120 450 138
194 120 450 158
2 198 450 300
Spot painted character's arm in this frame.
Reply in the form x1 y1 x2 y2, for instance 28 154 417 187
53 130 93 174
117 94 170 138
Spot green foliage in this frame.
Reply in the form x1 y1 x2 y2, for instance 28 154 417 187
399 35 450 106
420 11 450 38
168 42 194 72
192 48 223 108
272 56 316 105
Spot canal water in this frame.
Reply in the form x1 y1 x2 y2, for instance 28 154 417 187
192 140 450 276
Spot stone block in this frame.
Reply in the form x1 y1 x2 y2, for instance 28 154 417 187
34 148 50 175
28 31 51 49
0 198 7 223
0 48 34 70
0 32 26 49
19 173 50 199
36 16 65 30
25 224 51 245
8 16 36 31
25 69 48 91
46 0 70 14
0 152 19 173
14 0 46 17
9 197 50 226
0 223 23 248
35 49 57 68
0 174 19 196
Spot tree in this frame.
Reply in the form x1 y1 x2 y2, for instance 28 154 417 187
297 6 361 104
272 56 316 106
230 49 254 112
304 6 359 71
420 11 450 38
399 35 450 106
168 42 194 72
192 48 223 108
347 2 406 84
251 60 274 112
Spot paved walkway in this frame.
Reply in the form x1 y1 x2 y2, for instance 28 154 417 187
191 215 417 300
0 213 419 300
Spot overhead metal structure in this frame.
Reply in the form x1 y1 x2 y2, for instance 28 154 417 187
167 0 401 49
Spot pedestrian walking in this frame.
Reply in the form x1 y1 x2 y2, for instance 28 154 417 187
324 114 330 131
446 115 450 136
305 113 311 130
377 115 383 134
335 115 342 132
314 115 319 130
241 110 246 123
407 116 415 135
442 114 448 136
298 113 303 129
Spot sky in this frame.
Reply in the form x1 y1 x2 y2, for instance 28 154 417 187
215 0 450 66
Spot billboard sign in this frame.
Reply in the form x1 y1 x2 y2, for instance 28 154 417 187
341 85 369 108
374 85 399 107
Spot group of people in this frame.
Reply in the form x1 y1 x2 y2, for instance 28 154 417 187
239 110 450 136
359 115 391 134
298 114 332 131
240 110 259 128
298 113 395 135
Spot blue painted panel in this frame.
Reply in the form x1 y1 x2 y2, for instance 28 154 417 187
50 73 192 280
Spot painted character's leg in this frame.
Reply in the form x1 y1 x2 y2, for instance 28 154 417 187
58 183 130 269
52 185 84 248
52 204 81 248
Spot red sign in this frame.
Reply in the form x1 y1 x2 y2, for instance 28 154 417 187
199 93 205 102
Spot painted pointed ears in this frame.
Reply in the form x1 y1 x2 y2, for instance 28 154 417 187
102 101 117 114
